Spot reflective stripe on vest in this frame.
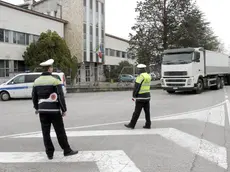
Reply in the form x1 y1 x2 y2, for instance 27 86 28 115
136 73 151 94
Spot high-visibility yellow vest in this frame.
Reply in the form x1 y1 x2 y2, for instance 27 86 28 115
135 72 151 94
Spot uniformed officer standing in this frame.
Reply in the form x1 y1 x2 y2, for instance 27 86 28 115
32 59 78 160
125 64 152 129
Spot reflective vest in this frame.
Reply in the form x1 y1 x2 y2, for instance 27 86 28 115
136 72 151 94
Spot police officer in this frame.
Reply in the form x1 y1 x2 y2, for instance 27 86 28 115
32 59 78 160
125 64 151 129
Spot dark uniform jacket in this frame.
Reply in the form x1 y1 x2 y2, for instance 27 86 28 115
32 72 67 113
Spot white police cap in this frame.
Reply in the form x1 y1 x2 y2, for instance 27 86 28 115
40 59 54 67
137 64 146 68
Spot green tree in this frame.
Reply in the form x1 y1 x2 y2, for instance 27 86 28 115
129 0 221 65
23 30 78 84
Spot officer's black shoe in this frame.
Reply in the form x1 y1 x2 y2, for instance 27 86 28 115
124 124 134 129
143 125 151 129
64 150 79 157
47 155 53 160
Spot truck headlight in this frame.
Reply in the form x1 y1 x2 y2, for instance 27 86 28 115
187 78 192 85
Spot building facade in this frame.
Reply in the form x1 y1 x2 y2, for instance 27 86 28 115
0 0 66 83
0 0 135 83
31 0 105 82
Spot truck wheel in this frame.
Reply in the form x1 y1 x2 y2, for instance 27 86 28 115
167 90 175 94
220 77 224 89
0 91 10 101
213 77 221 90
195 79 203 94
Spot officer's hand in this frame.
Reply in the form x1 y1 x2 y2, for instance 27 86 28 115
35 110 39 115
62 112 67 117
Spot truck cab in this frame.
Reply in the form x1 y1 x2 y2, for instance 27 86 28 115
161 47 205 93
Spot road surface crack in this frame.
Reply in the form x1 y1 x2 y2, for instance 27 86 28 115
189 111 210 172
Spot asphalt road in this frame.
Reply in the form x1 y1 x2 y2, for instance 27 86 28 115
0 87 230 172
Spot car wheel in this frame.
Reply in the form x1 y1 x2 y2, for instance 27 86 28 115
0 91 10 101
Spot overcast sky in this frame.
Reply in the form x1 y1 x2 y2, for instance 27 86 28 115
3 0 230 52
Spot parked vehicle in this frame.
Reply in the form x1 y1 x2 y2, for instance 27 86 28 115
0 72 67 101
118 74 135 82
161 47 230 94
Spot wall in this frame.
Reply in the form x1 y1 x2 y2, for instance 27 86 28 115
105 34 135 65
33 0 83 62
0 5 64 61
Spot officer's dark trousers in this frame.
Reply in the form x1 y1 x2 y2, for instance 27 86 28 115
130 100 151 127
39 113 71 156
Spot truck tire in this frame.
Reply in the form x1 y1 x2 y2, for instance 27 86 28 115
226 75 230 85
0 91 10 101
195 79 204 94
167 90 175 94
220 77 224 89
213 77 221 90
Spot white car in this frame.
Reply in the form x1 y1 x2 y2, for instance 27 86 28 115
0 72 67 101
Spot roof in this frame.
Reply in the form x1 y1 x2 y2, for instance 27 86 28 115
0 0 68 24
105 33 129 43
32 0 48 6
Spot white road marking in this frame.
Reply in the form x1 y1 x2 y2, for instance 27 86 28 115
153 105 225 127
0 150 141 172
223 88 230 125
0 102 225 139
9 128 228 169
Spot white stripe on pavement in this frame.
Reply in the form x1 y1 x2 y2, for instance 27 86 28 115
11 128 227 169
0 150 141 172
0 101 225 139
153 105 225 127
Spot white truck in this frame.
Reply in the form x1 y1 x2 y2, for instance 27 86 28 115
161 47 230 94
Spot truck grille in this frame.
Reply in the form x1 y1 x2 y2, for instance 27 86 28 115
165 79 186 82
167 83 185 87
164 71 187 76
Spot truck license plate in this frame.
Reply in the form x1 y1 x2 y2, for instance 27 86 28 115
173 87 178 90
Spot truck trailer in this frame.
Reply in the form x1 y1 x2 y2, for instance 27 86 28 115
161 47 230 94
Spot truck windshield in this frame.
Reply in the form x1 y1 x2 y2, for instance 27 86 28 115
162 52 193 65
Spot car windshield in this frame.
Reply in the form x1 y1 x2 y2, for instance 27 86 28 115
162 52 193 65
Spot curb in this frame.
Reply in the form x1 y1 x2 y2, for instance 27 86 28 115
67 85 162 93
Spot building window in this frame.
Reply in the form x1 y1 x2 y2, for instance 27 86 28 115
96 1 98 12
0 29 3 42
105 48 109 56
84 39 86 50
83 0 86 6
0 29 9 43
33 35 39 43
90 0 93 9
90 52 93 61
4 30 9 43
90 42 93 51
116 51 121 57
101 29 104 38
110 49 115 56
17 32 26 45
96 27 99 37
84 51 87 61
83 23 86 39
25 34 30 45
122 52 126 58
85 65 90 82
0 60 9 77
101 3 104 14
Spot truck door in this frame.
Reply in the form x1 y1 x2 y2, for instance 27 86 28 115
193 51 205 78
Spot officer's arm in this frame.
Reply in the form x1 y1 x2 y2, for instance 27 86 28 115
32 86 38 110
55 80 67 112
133 75 144 98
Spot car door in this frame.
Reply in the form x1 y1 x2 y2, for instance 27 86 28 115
25 74 40 98
7 75 26 98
